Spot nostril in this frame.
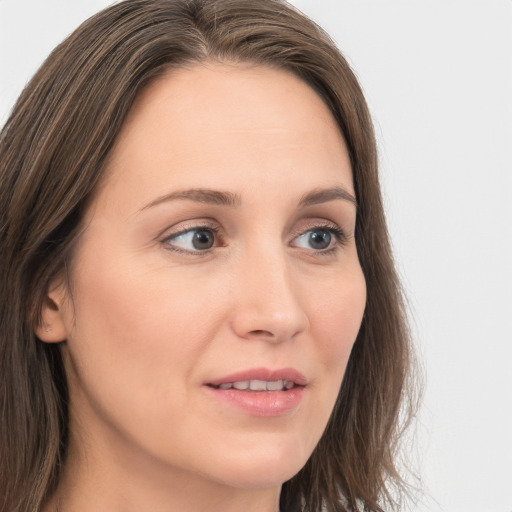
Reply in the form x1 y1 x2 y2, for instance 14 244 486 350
248 329 275 338
244 326 305 344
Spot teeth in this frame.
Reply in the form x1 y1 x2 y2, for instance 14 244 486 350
266 379 284 391
250 379 267 391
217 379 295 391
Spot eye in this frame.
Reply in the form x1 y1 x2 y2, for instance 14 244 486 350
163 227 218 253
292 226 345 252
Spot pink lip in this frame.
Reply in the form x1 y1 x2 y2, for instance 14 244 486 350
204 367 307 417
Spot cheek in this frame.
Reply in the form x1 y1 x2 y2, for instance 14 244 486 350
308 266 366 400
70 249 218 353
64 249 234 422
314 269 366 356
62 252 233 461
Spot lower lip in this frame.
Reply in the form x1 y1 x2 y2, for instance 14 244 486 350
205 386 305 417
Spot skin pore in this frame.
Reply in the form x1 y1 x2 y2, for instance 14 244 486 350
38 62 367 512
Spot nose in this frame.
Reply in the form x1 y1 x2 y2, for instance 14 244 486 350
229 247 310 344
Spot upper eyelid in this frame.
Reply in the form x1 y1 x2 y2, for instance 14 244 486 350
158 219 220 240
288 219 346 238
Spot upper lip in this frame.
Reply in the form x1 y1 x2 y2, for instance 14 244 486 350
206 367 308 387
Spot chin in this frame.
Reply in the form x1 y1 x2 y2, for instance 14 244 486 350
206 439 312 490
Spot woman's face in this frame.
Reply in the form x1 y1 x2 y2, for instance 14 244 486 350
51 63 366 491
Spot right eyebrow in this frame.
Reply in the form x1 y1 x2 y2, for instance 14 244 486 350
139 188 242 212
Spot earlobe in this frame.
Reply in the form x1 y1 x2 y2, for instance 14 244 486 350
35 287 69 343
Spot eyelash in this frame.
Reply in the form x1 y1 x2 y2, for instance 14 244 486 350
293 224 348 256
161 221 221 255
161 221 347 256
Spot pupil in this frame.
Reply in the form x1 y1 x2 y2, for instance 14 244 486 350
309 230 331 249
192 230 214 250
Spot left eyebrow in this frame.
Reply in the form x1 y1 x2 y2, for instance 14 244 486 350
298 187 357 209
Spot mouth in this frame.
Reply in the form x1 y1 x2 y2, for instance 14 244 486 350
204 368 307 416
206 367 307 390
208 379 298 391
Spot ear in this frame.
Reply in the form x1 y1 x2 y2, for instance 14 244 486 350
34 281 69 343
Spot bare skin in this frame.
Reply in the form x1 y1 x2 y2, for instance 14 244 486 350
39 62 366 512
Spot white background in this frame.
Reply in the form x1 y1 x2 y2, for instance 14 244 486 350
1 1 511 511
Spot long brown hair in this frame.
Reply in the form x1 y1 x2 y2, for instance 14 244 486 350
0 1 418 511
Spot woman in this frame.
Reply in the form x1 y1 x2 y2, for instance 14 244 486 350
0 1 417 511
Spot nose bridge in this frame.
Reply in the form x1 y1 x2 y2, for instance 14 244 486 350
230 238 309 342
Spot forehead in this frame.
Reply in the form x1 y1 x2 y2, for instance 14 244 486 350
96 61 353 213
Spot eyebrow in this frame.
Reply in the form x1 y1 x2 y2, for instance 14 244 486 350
298 187 357 208
140 188 242 211
140 185 357 212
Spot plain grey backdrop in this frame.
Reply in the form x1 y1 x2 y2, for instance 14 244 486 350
1 1 511 511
